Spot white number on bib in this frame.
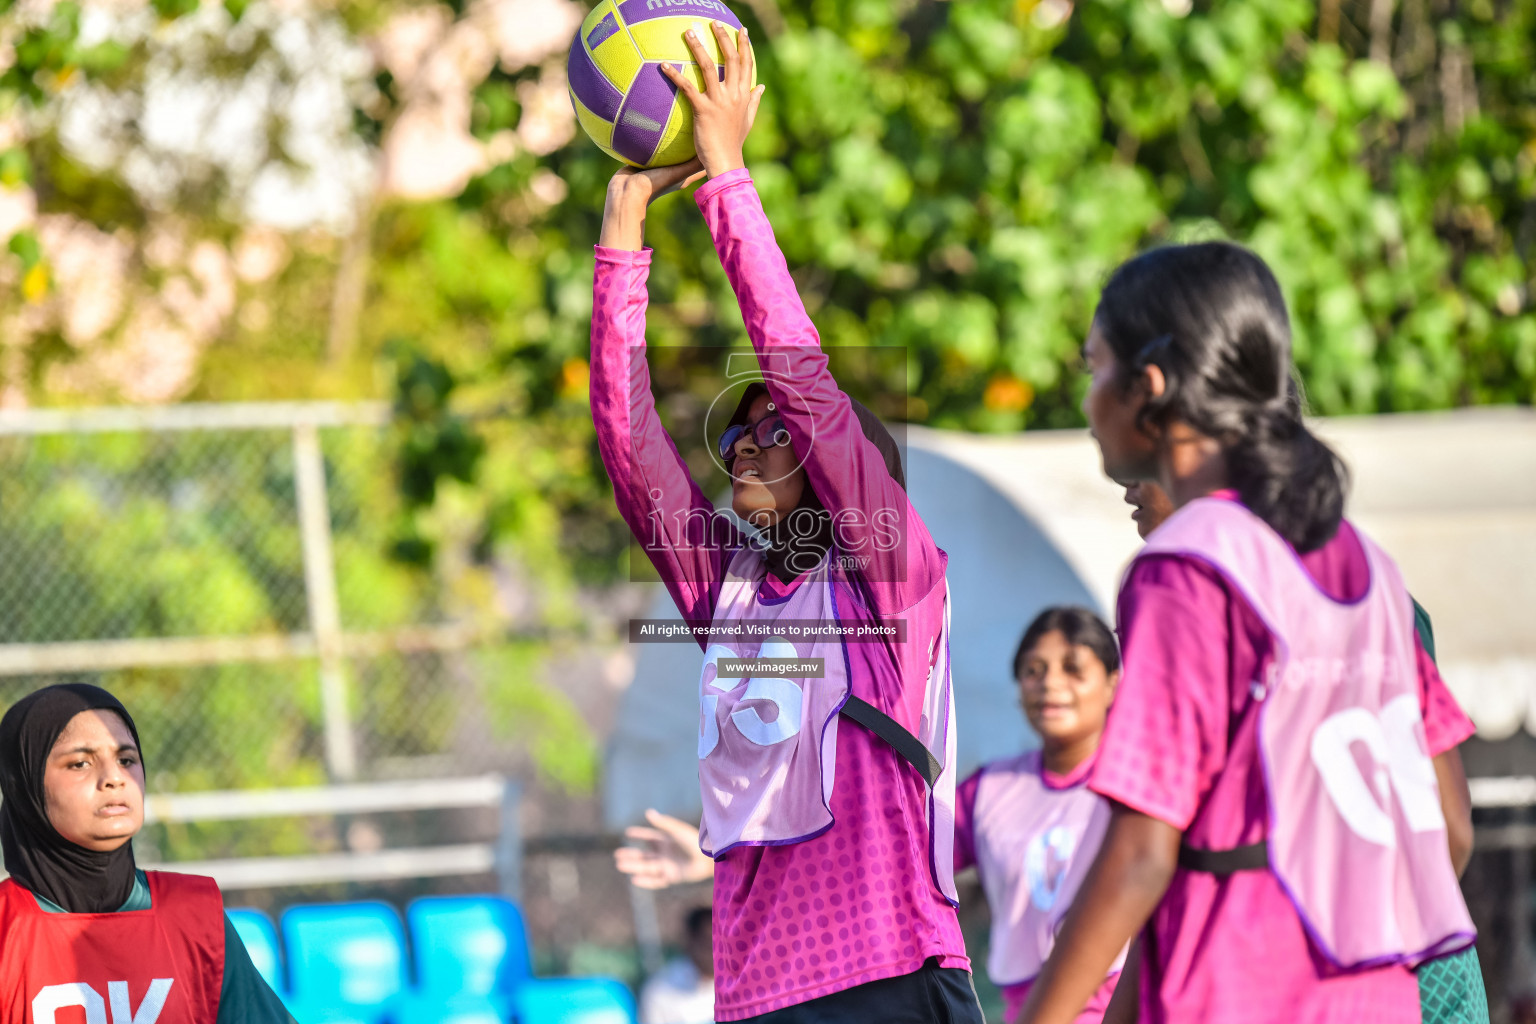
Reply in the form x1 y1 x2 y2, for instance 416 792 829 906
698 643 733 759
31 980 174 1024
698 637 805 756
1379 694 1447 834
1309 694 1446 847
1024 824 1079 912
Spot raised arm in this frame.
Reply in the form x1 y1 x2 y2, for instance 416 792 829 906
664 22 944 615
591 164 735 631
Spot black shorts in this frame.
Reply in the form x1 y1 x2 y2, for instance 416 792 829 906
732 957 987 1024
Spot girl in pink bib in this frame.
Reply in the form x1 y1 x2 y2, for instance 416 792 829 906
1015 242 1477 1024
591 20 976 1023
954 607 1127 1024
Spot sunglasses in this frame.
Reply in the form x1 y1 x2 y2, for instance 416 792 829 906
718 415 792 462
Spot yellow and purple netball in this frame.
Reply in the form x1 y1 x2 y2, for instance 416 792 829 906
566 0 754 168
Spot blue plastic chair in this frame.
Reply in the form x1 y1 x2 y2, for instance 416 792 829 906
408 894 532 996
228 907 284 996
393 998 507 1024
511 978 635 1024
396 895 534 1023
280 901 408 1024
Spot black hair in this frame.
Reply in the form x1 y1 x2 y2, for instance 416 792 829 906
1094 241 1348 552
1011 606 1120 681
685 905 712 941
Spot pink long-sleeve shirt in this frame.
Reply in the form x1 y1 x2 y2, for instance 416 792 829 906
590 169 968 1019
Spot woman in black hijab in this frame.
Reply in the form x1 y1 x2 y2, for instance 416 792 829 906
0 683 144 914
0 683 294 1023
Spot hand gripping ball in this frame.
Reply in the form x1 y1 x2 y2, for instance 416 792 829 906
566 0 756 168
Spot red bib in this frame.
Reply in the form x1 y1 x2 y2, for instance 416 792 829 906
0 872 225 1024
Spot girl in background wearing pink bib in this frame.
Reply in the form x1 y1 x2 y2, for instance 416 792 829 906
590 22 978 1023
954 607 1127 1024
1015 242 1477 1024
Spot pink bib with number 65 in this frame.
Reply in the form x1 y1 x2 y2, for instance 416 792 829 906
696 543 850 857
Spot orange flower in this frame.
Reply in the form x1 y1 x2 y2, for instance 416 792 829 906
983 373 1034 413
561 357 590 395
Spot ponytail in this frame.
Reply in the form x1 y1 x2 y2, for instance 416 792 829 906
1096 242 1348 552
1226 401 1348 553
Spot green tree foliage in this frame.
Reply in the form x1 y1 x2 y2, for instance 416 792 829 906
518 0 1535 437
8 0 1533 568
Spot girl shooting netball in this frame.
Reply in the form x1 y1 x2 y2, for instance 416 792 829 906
589 19 982 1024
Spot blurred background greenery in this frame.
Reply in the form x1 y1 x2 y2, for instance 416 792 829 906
4 0 1532 602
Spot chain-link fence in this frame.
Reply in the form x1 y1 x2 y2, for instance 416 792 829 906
0 406 650 975
0 402 525 792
